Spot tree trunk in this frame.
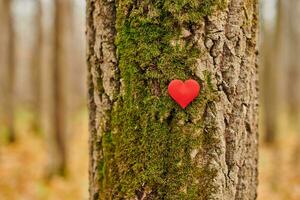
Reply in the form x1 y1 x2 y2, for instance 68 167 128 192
287 0 300 126
287 0 300 166
261 0 285 144
261 28 276 144
50 0 72 176
87 0 259 199
30 0 43 133
0 0 16 143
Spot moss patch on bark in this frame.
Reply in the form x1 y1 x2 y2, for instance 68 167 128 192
99 0 225 199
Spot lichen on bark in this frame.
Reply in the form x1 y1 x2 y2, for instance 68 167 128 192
87 0 259 199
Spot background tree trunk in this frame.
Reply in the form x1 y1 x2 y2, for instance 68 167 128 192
49 0 72 176
0 0 16 143
87 0 259 199
261 29 277 144
261 0 285 144
287 0 300 127
287 0 300 166
30 0 43 133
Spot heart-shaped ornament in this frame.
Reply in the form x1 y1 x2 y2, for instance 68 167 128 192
168 79 200 108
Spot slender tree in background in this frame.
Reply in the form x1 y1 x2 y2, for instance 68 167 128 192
0 0 16 143
50 0 72 176
87 0 259 199
287 0 300 165
30 0 43 133
260 1 285 188
262 0 285 144
287 0 300 128
261 27 277 144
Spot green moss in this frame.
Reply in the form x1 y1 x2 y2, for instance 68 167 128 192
99 0 225 199
98 159 105 181
163 0 226 23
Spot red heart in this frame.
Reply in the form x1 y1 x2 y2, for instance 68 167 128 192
168 79 200 108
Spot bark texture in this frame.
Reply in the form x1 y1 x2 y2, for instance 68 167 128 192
87 0 259 199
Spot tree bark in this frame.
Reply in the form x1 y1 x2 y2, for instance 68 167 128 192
0 0 16 143
87 0 259 199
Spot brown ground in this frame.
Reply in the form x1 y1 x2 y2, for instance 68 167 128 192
0 110 300 200
0 110 89 200
258 113 300 200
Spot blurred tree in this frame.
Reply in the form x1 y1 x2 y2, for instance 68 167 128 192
49 0 73 176
287 0 300 129
30 0 43 133
287 0 300 166
262 0 285 144
0 0 16 143
261 29 278 144
87 0 259 199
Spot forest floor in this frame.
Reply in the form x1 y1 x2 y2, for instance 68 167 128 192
258 112 300 200
0 109 300 200
0 109 89 200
